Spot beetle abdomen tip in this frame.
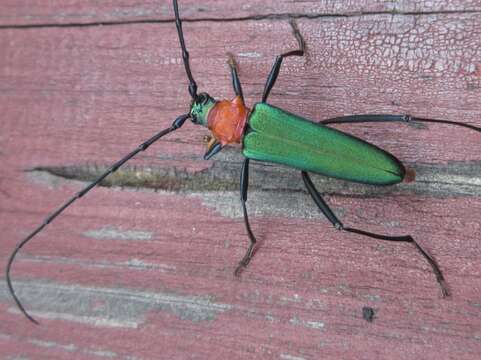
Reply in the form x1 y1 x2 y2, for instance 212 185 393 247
403 168 416 183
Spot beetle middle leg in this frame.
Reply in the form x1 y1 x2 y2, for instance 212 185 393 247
301 171 449 297
262 20 306 103
234 158 258 276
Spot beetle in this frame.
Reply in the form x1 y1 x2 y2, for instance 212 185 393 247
6 0 481 324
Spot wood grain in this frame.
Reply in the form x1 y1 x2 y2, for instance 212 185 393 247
1 1 481 26
1 1 481 359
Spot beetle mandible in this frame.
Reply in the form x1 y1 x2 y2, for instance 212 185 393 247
7 0 481 324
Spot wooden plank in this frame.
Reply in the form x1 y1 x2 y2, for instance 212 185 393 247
1 0 481 26
1 1 481 359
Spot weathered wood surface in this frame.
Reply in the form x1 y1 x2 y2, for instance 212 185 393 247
1 1 481 26
1 1 481 359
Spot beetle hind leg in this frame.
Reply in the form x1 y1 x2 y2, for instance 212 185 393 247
301 171 450 297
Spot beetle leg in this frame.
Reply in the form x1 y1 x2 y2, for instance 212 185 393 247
320 114 481 133
301 171 449 298
262 20 306 103
206 135 216 145
227 53 245 104
203 140 223 160
235 158 258 276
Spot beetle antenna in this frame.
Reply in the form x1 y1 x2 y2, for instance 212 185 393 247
408 116 481 133
6 113 190 324
173 0 198 99
322 114 481 134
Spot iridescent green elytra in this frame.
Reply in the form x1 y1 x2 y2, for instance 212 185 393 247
243 103 405 185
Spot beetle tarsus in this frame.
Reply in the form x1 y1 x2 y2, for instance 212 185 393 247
234 242 257 277
410 238 450 297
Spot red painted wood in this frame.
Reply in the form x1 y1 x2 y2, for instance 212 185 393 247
1 1 481 359
1 1 481 26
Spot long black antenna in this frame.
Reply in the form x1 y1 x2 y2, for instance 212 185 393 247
173 0 198 99
6 113 190 324
322 114 481 134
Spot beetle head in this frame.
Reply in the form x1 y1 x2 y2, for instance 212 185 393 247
190 93 216 127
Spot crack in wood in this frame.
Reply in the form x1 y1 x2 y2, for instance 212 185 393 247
1 9 481 30
27 157 481 198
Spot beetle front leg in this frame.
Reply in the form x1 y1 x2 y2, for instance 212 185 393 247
234 158 258 276
227 53 245 104
203 138 223 160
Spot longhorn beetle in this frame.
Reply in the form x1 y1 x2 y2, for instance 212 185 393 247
7 0 481 324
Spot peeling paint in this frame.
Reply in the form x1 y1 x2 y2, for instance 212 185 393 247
5 333 123 359
279 293 302 304
280 354 307 360
28 339 77 352
1 281 232 326
83 226 153 241
363 294 382 302
289 316 325 330
26 255 176 273
192 190 341 219
237 51 262 58
0 333 12 341
84 349 118 358
8 309 141 329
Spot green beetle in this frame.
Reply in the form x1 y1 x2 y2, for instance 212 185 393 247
7 0 481 324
